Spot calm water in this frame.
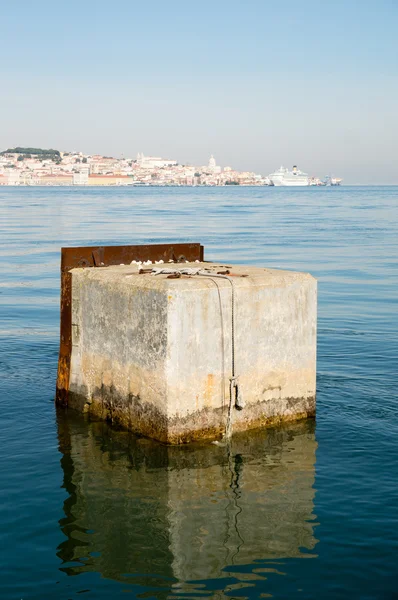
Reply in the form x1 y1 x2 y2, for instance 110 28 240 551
0 186 397 599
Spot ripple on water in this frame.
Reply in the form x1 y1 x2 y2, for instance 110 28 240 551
0 185 397 599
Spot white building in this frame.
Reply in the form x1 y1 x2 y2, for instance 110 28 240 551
7 170 21 185
136 152 177 169
208 154 221 174
73 169 89 185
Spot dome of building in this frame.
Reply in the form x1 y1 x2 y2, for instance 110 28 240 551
208 155 216 169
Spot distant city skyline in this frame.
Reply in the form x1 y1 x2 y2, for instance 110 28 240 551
0 147 341 187
1 0 397 184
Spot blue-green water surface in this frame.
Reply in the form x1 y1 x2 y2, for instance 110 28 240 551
0 186 397 599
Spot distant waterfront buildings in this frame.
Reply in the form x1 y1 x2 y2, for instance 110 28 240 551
1 148 341 187
0 147 272 187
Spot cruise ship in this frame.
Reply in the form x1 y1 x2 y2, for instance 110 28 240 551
268 165 310 187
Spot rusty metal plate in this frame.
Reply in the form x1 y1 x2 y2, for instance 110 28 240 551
56 243 204 406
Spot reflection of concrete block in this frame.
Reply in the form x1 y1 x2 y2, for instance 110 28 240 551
57 414 318 586
68 262 317 443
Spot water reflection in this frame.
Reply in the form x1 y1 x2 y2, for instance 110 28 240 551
56 410 318 597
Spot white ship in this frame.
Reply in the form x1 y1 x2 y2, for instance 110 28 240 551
268 165 310 187
324 176 343 186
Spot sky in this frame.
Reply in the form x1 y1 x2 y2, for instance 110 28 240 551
1 0 397 183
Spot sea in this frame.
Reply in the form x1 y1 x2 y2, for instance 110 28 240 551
0 186 397 600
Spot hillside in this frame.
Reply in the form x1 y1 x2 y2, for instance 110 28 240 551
0 147 61 159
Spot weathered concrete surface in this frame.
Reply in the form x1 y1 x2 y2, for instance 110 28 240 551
68 262 317 443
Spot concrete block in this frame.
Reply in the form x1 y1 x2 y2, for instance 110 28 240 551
68 262 317 443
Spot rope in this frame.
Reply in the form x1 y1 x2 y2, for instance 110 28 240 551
151 267 245 437
196 271 244 414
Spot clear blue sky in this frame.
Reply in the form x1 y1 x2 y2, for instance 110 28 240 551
1 0 397 183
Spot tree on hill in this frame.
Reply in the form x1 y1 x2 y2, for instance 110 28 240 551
0 147 61 159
